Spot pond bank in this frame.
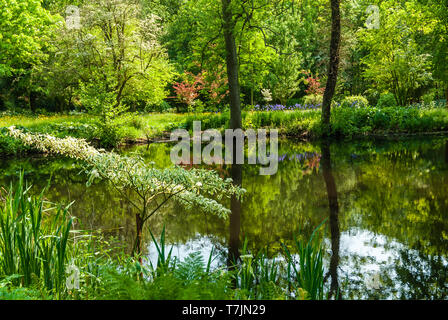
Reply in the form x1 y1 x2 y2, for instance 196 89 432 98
2 106 448 153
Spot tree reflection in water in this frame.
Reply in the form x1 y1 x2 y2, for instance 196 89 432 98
227 163 242 270
321 141 341 299
2 137 448 298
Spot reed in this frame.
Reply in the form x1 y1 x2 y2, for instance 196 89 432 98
0 172 73 297
282 223 325 300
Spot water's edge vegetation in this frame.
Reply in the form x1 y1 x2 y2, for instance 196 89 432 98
2 104 448 155
0 171 325 300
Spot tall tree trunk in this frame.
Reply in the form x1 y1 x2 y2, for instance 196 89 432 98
445 86 448 108
321 141 341 299
222 1 242 280
321 0 341 135
222 0 242 130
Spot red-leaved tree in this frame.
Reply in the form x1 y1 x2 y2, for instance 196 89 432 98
173 72 204 107
304 72 325 95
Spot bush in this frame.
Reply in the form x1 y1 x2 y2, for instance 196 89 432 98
94 121 126 149
286 98 301 106
0 128 31 155
330 105 448 137
340 95 369 108
376 93 397 108
303 94 323 106
0 285 45 300
46 122 97 140
149 101 173 113
422 92 436 105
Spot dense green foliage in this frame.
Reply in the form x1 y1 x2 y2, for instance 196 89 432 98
180 106 448 138
1 0 446 113
0 173 72 298
1 0 447 302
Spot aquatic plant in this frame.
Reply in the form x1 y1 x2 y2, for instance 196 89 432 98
282 223 325 300
0 172 73 298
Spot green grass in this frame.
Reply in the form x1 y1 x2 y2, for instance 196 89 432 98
2 105 448 153
0 112 185 139
0 112 187 150
180 106 448 138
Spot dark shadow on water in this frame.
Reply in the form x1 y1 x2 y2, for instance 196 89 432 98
227 163 242 271
445 141 448 164
321 141 342 300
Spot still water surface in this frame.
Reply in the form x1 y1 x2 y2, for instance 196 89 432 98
1 136 447 299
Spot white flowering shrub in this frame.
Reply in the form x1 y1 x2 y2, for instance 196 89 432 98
261 88 273 103
7 126 100 161
86 152 243 219
7 126 245 255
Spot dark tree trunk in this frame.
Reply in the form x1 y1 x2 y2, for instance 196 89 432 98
445 141 448 164
321 142 341 299
321 0 341 135
227 163 242 290
221 0 242 130
222 0 243 279
446 86 448 108
135 213 144 263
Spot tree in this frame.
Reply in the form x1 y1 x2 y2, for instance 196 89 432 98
321 0 342 134
221 0 242 130
267 53 304 105
172 71 204 111
0 0 59 76
49 0 174 114
164 0 307 108
0 0 60 110
359 1 433 106
423 0 448 106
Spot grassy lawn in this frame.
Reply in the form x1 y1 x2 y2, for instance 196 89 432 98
0 113 185 135
0 112 186 142
2 106 448 155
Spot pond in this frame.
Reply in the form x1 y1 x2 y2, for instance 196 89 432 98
1 136 447 299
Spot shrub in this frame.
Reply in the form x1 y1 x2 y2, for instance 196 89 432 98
155 101 173 113
303 94 323 106
0 128 31 155
422 92 436 105
286 98 301 106
46 122 97 140
93 120 127 149
376 93 397 108
340 95 369 108
7 128 245 258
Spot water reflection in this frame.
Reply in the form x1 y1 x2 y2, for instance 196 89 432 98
446 141 448 164
321 141 341 299
228 163 242 269
1 136 448 299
